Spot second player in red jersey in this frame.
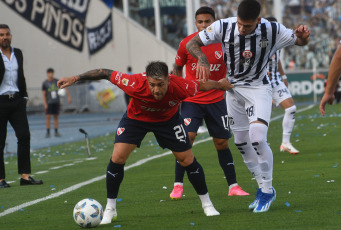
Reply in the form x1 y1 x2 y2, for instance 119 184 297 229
175 32 226 104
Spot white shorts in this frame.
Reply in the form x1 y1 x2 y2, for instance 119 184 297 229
226 85 272 132
272 81 292 106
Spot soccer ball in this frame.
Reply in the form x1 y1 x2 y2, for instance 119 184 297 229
73 198 103 228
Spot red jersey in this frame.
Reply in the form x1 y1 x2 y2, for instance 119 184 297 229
175 32 226 104
110 71 199 122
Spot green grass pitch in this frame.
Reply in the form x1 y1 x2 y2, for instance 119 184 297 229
0 105 340 229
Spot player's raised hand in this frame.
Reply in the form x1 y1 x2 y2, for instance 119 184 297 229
319 93 335 116
295 25 310 40
218 78 234 91
57 76 78 89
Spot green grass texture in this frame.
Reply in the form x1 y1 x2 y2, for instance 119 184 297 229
0 104 340 230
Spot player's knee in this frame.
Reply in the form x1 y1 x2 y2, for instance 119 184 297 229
175 151 194 167
285 105 296 114
111 155 126 164
213 138 228 150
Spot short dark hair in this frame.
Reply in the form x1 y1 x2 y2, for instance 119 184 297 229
127 66 132 72
265 16 277 22
145 61 168 79
237 0 261 21
0 24 10 30
47 68 54 73
195 6 215 20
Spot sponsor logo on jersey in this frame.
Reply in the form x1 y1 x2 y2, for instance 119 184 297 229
215 51 223 59
175 54 181 60
115 72 123 84
129 82 135 88
207 26 213 32
122 78 129 86
117 127 125 135
184 118 191 126
259 37 269 48
191 63 221 72
242 50 253 59
169 100 178 107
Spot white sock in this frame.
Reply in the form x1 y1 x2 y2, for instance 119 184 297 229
282 105 296 144
234 130 263 189
229 183 238 189
106 198 116 210
174 182 183 187
198 193 213 207
249 123 273 194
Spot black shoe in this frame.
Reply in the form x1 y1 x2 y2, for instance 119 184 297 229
20 176 43 186
0 180 10 188
55 132 61 137
45 133 50 138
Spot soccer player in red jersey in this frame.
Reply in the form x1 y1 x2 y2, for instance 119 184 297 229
58 61 234 224
170 6 249 200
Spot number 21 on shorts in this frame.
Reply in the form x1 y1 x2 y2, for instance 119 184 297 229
174 125 187 143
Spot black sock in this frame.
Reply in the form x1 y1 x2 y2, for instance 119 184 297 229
106 159 125 199
174 159 185 183
46 129 50 134
217 149 237 186
184 158 208 195
55 128 58 133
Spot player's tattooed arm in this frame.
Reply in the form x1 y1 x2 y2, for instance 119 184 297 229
57 69 113 89
77 69 113 81
172 64 184 77
186 34 210 81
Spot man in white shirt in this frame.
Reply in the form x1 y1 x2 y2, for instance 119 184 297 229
0 24 43 188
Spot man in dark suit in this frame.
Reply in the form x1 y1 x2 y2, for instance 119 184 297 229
0 24 43 188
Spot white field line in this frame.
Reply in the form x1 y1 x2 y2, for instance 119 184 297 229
0 104 315 218
0 138 211 218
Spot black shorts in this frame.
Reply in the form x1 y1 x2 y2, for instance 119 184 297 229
46 103 60 115
114 112 192 152
180 99 232 139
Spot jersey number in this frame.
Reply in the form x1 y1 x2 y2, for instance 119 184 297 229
246 106 255 117
277 88 289 97
174 125 187 143
221 115 230 130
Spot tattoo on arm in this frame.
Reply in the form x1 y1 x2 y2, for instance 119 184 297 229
78 69 113 81
186 35 209 67
172 64 183 77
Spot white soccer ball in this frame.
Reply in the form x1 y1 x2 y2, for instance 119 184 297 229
73 198 103 228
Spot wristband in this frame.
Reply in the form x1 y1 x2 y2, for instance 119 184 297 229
281 75 287 80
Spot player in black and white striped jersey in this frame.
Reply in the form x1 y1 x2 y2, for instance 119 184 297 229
266 16 299 155
186 0 310 213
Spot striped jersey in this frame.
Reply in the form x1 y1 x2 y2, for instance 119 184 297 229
198 17 296 86
268 49 283 88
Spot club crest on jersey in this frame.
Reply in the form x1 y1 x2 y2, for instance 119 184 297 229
169 100 177 107
117 127 125 135
184 118 191 126
242 50 253 59
215 51 223 59
259 37 269 48
122 78 129 86
207 26 213 32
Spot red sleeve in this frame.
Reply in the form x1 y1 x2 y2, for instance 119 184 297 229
171 75 200 99
110 71 143 95
175 39 188 67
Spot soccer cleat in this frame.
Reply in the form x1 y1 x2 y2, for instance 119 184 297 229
100 207 117 225
202 204 220 216
170 184 183 200
248 188 262 210
228 185 250 196
280 142 299 154
253 188 276 213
